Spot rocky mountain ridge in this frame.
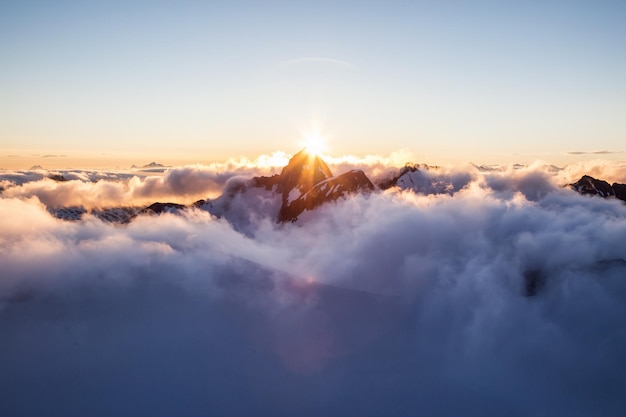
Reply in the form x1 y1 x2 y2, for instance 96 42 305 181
44 153 626 224
197 149 375 223
569 175 626 201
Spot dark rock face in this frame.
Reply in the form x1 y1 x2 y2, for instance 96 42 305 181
377 165 420 190
570 175 615 198
276 149 333 198
570 175 626 202
253 175 281 191
48 174 68 182
278 169 374 222
141 202 187 215
612 183 626 201
48 206 88 221
121 202 187 224
91 207 138 223
49 206 138 222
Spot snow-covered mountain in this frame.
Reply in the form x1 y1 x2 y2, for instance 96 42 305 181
376 163 473 195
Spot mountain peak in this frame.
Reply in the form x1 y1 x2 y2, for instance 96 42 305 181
276 148 333 198
198 148 375 224
570 175 626 201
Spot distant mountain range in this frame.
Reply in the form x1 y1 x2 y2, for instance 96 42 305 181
47 150 626 224
131 162 170 170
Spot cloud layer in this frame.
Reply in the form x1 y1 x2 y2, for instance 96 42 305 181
1 158 626 416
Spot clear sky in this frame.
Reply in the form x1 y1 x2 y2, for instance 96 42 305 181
1 0 625 168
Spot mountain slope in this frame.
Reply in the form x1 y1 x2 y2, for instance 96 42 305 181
278 169 374 222
276 149 333 202
570 175 626 201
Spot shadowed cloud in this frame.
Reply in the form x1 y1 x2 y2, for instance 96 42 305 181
1 155 626 416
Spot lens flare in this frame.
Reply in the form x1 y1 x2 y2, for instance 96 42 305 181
302 132 328 156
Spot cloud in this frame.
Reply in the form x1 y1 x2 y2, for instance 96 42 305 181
482 163 559 201
567 150 622 155
1 162 626 415
324 149 418 179
0 164 277 209
557 159 626 184
0 150 422 209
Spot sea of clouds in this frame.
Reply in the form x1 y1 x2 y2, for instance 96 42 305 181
1 155 626 416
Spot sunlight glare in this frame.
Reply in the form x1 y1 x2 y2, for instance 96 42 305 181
302 131 328 156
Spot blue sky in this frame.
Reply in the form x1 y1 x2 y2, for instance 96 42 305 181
1 0 625 167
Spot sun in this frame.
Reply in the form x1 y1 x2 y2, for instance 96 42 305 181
302 131 328 156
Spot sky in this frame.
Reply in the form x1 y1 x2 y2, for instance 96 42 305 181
2 4 626 413
1 0 625 168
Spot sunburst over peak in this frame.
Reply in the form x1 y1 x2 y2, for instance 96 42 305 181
301 131 328 157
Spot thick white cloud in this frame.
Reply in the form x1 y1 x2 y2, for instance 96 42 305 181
1 159 626 416
0 166 263 208
557 159 626 184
